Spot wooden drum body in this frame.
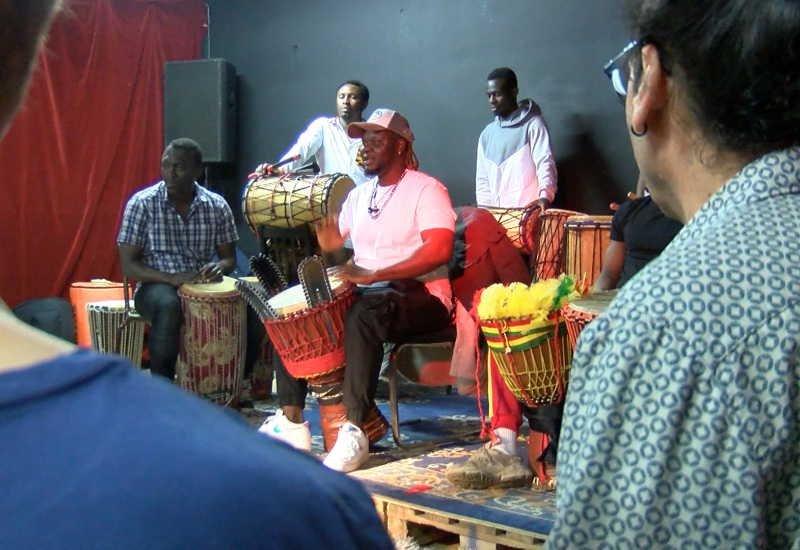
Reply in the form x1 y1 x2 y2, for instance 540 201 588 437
177 277 246 407
243 172 354 230
564 215 613 287
87 299 144 367
562 290 617 351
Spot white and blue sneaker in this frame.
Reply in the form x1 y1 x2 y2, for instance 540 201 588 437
322 423 369 473
258 409 312 452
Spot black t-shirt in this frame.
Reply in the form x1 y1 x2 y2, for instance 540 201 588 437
611 195 683 288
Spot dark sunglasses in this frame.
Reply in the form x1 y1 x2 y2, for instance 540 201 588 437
603 40 641 104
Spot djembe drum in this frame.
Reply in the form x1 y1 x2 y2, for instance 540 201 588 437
86 299 144 367
562 290 618 351
480 315 573 407
262 271 388 450
176 277 246 408
242 172 354 231
263 273 354 451
564 215 613 287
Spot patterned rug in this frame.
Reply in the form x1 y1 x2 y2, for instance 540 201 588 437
238 383 555 537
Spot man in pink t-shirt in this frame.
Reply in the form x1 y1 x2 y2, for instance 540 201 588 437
261 109 457 473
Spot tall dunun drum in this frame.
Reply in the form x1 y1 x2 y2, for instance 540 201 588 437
564 215 613 287
243 172 354 231
176 277 246 407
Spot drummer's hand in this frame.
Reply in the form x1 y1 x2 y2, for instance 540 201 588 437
168 271 200 287
315 214 345 252
538 198 551 211
254 163 284 178
343 264 378 285
197 262 224 283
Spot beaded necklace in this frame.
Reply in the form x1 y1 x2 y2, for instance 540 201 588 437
367 169 407 220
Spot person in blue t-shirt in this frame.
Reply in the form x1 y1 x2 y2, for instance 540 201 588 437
0 3 393 549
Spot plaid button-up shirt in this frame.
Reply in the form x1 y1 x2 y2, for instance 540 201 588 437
117 182 238 274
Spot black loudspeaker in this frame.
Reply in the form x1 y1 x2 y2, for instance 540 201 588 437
164 59 237 164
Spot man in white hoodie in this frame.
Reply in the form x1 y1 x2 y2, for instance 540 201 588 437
476 67 558 210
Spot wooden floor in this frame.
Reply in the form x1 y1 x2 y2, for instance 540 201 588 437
375 495 547 549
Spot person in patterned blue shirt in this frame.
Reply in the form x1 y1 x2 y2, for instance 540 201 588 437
547 1 800 549
117 138 238 380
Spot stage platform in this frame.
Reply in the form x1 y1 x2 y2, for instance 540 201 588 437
240 384 554 549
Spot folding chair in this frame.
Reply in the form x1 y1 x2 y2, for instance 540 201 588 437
386 323 481 451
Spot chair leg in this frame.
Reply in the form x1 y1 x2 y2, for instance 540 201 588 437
388 361 481 451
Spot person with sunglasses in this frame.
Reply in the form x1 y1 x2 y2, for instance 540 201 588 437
547 1 800 548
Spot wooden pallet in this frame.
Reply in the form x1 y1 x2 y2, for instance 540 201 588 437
373 495 547 550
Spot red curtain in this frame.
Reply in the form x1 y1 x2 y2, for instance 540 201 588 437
0 0 208 308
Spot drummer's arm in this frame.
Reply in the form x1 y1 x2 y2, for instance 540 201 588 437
595 240 626 291
347 228 454 285
118 243 196 287
197 242 236 282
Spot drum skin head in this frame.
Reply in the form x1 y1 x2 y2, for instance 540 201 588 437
323 173 355 219
268 271 347 316
567 289 618 316
179 276 239 298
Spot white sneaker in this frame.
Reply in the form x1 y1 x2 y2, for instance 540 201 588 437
322 423 369 473
258 409 312 452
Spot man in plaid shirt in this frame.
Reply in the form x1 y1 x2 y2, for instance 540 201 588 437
117 138 238 380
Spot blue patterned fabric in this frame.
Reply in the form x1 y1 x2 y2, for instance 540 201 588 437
548 147 800 549
117 181 238 273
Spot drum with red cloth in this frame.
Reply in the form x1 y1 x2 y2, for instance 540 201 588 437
176 277 246 408
561 290 618 351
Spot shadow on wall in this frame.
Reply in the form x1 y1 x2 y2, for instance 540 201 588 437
555 122 628 216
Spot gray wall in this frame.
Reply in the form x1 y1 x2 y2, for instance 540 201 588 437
202 0 638 254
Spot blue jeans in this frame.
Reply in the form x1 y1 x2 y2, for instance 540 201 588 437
134 283 182 380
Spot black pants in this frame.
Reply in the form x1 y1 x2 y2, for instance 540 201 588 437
523 402 563 463
275 280 451 423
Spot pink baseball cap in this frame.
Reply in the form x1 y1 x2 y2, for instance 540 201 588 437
346 109 415 143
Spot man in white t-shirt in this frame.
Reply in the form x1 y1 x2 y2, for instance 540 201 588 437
261 109 457 473
254 80 371 186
